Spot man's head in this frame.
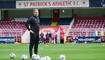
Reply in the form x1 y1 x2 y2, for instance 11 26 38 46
33 9 39 17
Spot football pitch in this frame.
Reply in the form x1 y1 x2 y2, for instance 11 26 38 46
0 43 105 60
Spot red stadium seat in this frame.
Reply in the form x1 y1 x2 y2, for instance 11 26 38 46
71 16 105 36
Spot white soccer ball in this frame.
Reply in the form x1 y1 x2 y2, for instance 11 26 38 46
40 57 46 60
84 41 87 44
45 56 51 60
9 53 16 59
21 54 28 60
59 55 66 60
32 54 40 60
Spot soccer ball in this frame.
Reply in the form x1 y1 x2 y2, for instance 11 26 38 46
40 57 46 60
59 55 66 60
9 53 16 59
21 54 28 60
40 56 51 60
84 41 87 44
32 54 40 60
45 56 51 60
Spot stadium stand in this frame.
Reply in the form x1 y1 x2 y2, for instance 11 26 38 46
3 17 11 21
40 18 52 26
0 21 26 37
13 18 28 22
57 18 72 25
72 16 105 28
50 22 58 26
69 16 105 36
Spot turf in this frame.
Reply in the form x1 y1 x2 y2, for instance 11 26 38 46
0 43 105 60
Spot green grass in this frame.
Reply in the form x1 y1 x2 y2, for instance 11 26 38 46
0 43 105 60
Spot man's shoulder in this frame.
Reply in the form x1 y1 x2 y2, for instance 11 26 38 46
28 16 34 21
30 16 39 19
29 16 34 19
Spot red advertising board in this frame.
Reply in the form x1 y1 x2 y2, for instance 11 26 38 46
60 26 69 39
39 26 69 39
39 26 59 34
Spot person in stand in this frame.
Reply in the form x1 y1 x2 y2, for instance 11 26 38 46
46 32 49 44
55 33 58 44
40 32 44 44
49 32 52 43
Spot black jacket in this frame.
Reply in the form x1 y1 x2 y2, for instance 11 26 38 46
25 16 40 32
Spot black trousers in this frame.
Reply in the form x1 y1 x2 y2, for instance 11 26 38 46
29 31 39 58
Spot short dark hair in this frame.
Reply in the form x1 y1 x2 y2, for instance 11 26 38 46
33 9 38 12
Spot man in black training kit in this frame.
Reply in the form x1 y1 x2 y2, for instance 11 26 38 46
25 9 40 58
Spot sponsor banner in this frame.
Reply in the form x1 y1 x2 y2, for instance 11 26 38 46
16 0 89 8
0 37 14 43
77 36 101 43
39 26 59 34
60 25 69 39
